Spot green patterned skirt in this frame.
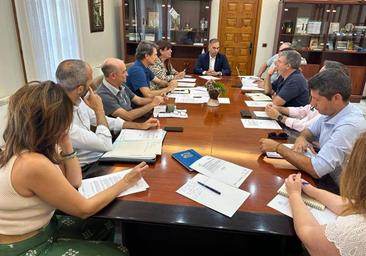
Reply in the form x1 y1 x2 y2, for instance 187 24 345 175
0 215 128 256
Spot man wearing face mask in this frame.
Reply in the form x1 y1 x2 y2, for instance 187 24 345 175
56 59 159 169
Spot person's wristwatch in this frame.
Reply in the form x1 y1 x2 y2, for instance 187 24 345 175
277 114 284 122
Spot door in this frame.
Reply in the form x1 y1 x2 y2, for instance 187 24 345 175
218 0 262 75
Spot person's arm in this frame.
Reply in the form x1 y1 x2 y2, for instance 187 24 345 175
293 128 316 152
220 55 231 76
301 183 348 215
259 138 319 178
112 96 163 121
58 133 82 188
16 155 149 219
132 95 153 106
285 173 340 256
263 74 273 95
193 54 206 75
83 88 109 129
272 95 286 106
256 63 268 78
123 117 160 130
139 82 176 98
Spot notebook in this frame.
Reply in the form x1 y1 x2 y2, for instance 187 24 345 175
277 183 325 210
171 149 202 171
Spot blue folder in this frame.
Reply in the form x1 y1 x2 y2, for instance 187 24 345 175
171 149 202 171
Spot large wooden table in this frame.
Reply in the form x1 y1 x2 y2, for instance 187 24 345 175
87 76 307 254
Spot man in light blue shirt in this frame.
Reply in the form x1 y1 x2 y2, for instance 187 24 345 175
259 68 366 186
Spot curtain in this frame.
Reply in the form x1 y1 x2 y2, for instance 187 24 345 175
15 0 80 81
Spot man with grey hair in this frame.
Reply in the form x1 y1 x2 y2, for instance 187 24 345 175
258 50 308 107
56 59 159 168
256 42 292 83
126 41 177 98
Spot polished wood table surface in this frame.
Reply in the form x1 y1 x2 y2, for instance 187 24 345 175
88 75 308 237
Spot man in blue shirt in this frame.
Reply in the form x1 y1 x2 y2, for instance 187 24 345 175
259 69 366 186
257 50 308 107
126 41 177 98
193 38 231 76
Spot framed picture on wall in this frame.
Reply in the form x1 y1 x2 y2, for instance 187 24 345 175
88 0 104 32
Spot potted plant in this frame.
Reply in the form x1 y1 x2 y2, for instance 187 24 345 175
205 80 227 107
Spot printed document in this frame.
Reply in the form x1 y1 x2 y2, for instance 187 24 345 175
177 174 250 217
177 82 196 88
245 93 272 101
189 156 252 188
79 169 149 199
241 77 264 91
176 78 196 83
245 101 270 108
241 119 282 130
266 144 316 158
199 75 221 81
267 194 337 225
253 111 270 119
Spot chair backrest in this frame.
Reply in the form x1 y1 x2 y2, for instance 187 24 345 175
125 62 134 70
91 75 103 91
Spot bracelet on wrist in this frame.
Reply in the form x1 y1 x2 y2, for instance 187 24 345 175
60 150 77 160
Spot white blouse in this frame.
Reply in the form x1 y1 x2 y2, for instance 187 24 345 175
325 214 366 256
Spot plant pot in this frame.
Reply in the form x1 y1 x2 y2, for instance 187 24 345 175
207 89 220 107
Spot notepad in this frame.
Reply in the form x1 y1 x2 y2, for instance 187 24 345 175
172 149 203 171
100 129 166 163
277 183 325 210
267 194 337 225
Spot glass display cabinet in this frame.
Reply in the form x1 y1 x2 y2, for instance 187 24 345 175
274 0 366 102
122 0 212 72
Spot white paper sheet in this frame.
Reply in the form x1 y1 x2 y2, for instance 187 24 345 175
245 93 272 101
253 111 270 119
241 77 264 91
177 174 250 217
218 97 230 104
177 82 196 87
267 194 337 225
116 129 166 141
175 96 209 104
241 119 282 130
189 156 252 188
199 75 221 81
245 101 270 108
176 78 196 83
78 169 149 199
266 144 316 158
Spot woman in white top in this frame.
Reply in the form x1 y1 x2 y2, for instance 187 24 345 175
285 131 366 256
0 81 148 255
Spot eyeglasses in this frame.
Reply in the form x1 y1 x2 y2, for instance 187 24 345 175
267 132 289 140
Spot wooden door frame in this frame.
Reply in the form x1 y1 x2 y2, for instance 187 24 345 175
217 0 262 74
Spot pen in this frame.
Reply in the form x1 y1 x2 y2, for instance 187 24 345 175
197 181 221 195
193 96 202 98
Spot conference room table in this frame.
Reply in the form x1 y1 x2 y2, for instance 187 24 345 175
87 75 309 255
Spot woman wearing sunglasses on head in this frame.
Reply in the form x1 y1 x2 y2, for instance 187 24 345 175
0 81 148 256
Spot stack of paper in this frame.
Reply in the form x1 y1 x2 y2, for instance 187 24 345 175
241 119 282 130
78 169 149 198
199 75 221 81
174 87 210 104
100 129 167 163
153 105 188 118
245 101 270 108
176 155 252 217
241 76 264 91
245 93 272 101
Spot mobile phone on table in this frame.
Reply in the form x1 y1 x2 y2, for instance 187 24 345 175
163 126 184 132
240 110 252 118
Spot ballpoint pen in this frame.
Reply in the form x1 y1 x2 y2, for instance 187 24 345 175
197 181 221 195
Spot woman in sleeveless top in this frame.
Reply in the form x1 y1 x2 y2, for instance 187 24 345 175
285 132 366 256
149 40 185 90
0 81 148 255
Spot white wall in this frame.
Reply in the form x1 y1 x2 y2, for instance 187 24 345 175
76 0 122 77
253 0 279 75
0 0 25 101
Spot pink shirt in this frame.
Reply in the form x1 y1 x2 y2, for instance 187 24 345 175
285 104 320 132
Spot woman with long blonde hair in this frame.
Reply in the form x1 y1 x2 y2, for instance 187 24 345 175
285 132 366 255
0 81 147 255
